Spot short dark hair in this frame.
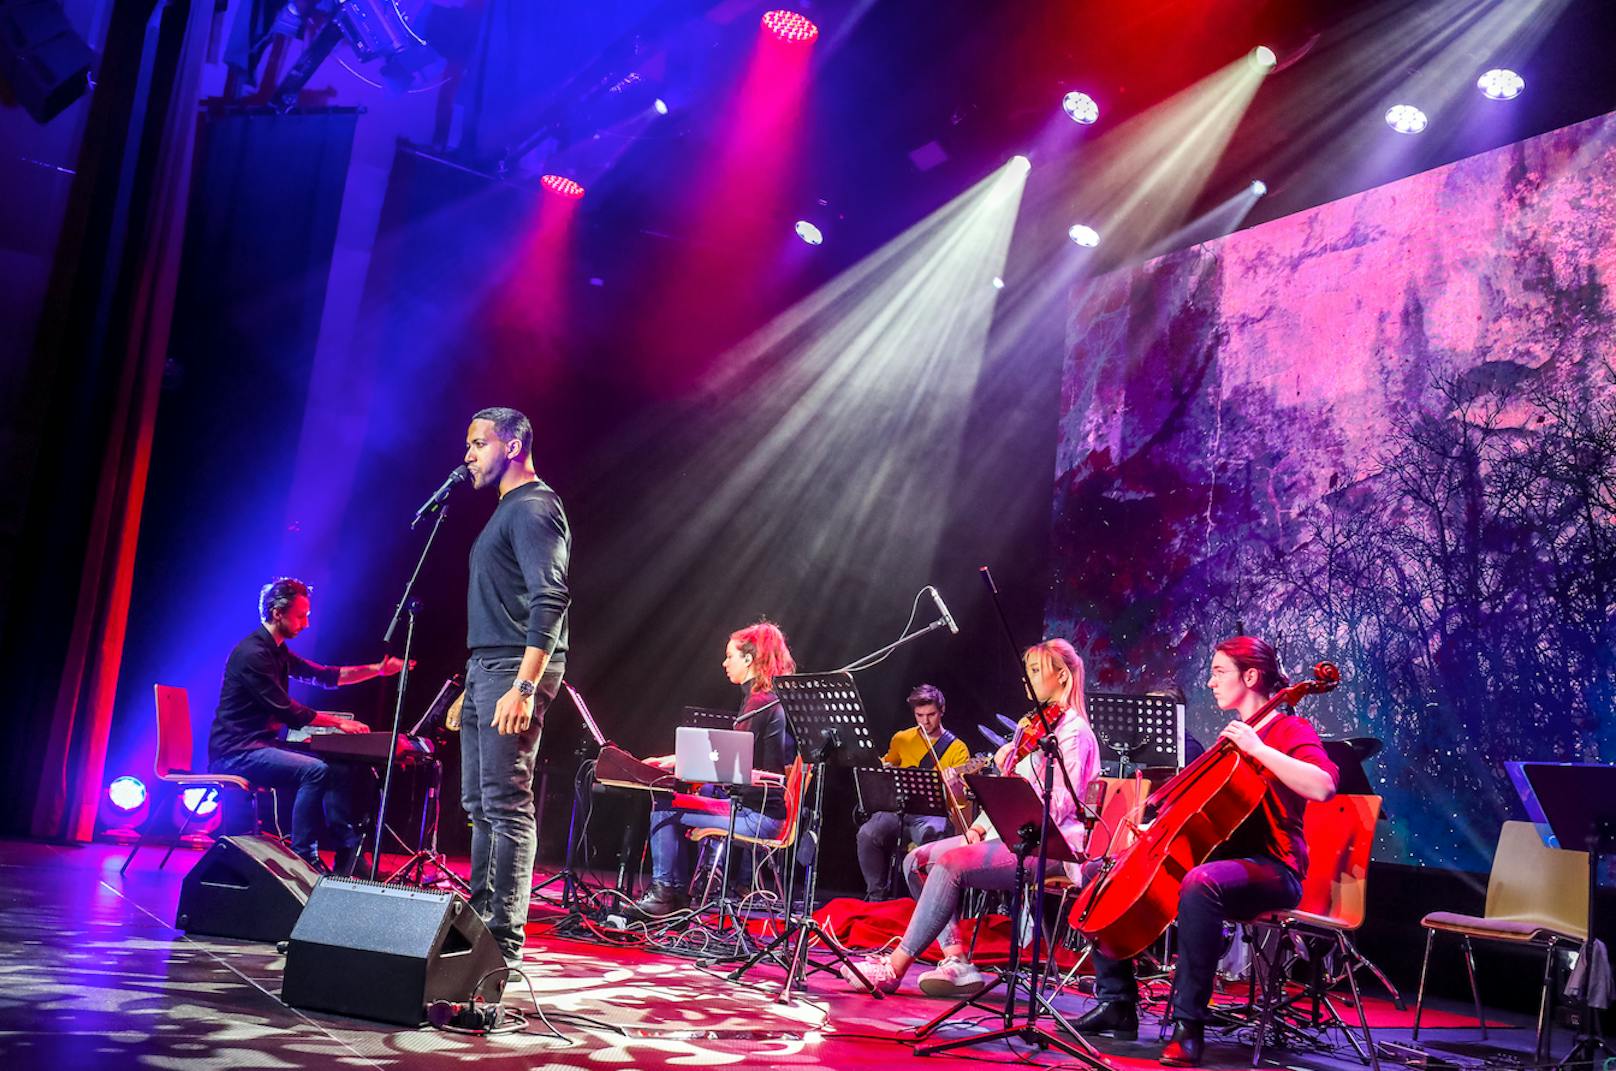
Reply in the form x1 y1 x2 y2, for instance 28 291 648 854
472 407 532 454
259 577 310 622
907 683 945 713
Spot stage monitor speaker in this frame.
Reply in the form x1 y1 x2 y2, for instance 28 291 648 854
0 0 94 123
175 834 319 943
281 878 506 1026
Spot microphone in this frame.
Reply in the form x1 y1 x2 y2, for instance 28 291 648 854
928 585 959 635
411 465 469 528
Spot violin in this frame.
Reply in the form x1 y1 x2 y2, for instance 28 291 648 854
1001 701 1068 772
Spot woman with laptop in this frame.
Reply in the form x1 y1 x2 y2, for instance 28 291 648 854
630 620 798 919
839 638 1101 997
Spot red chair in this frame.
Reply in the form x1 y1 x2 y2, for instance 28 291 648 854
1244 794 1393 1068
119 685 259 874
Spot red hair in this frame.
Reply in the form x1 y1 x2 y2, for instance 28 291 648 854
730 621 796 694
1214 636 1289 695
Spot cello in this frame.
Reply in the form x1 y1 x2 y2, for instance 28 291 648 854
1066 661 1341 960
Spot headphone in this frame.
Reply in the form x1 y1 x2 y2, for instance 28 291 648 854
426 999 503 1032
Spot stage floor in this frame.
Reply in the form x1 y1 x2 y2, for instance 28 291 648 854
0 838 1571 1071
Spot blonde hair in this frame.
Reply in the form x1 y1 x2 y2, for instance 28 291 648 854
1023 638 1086 715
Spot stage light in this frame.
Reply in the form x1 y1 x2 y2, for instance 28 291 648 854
1477 68 1524 100
1250 46 1277 71
540 174 586 200
1009 154 1031 176
761 10 819 44
1250 180 1267 196
794 220 824 245
108 776 148 812
1062 91 1099 125
1068 224 1100 247
654 98 670 115
991 276 1005 290
1385 104 1428 134
179 787 221 818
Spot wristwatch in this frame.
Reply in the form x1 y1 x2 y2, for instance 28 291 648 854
515 678 537 699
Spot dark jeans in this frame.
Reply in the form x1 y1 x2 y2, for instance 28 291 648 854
1086 855 1302 1023
856 810 948 897
213 745 364 868
459 651 561 958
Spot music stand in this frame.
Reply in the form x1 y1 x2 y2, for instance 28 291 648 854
1518 762 1616 1070
725 672 883 1000
913 772 1104 1067
385 677 467 893
1087 692 1182 777
852 767 952 819
681 705 738 731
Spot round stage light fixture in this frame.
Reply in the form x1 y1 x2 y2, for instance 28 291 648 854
179 786 222 818
1250 45 1278 71
1477 69 1524 101
991 276 1005 290
108 776 148 813
653 97 670 115
1062 91 1099 125
1068 224 1100 247
1384 104 1428 134
762 10 819 44
794 220 824 245
540 174 586 199
1009 154 1031 176
1250 180 1268 196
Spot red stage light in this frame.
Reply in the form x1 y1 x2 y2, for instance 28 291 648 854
540 174 585 200
761 9 819 44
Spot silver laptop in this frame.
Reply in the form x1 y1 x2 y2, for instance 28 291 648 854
674 726 754 785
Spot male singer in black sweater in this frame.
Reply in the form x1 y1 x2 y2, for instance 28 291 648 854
461 406 571 964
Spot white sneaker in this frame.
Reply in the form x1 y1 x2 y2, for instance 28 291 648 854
838 954 900 994
917 955 988 997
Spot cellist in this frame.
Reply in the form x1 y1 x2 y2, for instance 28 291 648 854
838 639 1100 997
1073 636 1339 1067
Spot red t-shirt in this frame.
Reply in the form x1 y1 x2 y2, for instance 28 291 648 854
1214 713 1339 877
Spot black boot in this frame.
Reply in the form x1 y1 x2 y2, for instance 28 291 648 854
630 882 690 919
1071 1000 1139 1040
1159 1020 1205 1067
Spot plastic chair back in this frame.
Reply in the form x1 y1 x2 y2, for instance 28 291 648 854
1484 820 1588 934
1294 794 1381 928
153 684 195 778
1085 775 1152 859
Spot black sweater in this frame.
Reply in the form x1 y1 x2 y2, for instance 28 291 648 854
466 479 571 658
208 627 340 764
735 689 796 820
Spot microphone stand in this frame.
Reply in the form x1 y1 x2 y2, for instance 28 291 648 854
914 565 1101 1065
368 500 451 881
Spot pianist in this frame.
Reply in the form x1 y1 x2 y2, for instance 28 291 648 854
208 577 405 875
631 621 797 919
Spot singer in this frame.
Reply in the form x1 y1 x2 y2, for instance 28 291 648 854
460 406 571 966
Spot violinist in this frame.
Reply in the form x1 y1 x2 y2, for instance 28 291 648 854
840 639 1100 997
1073 636 1339 1067
629 621 797 919
855 684 971 901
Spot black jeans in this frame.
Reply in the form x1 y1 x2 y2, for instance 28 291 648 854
855 810 948 897
459 651 561 958
1086 855 1302 1023
213 745 363 868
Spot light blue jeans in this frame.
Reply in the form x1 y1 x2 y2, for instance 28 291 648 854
897 833 1022 959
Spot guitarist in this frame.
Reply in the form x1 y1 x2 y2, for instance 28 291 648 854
840 640 1100 997
1073 636 1339 1067
854 684 972 900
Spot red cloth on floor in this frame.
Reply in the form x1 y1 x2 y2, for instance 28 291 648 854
813 896 1083 969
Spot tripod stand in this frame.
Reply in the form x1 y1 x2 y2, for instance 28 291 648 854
385 754 470 893
532 685 613 920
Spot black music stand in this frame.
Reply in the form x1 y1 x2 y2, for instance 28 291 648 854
532 683 609 918
725 672 884 1001
1087 692 1183 777
912 773 1104 1067
1519 763 1616 1070
855 767 956 896
385 677 468 892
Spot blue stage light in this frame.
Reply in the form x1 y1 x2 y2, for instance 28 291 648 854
1068 224 1100 247
180 786 221 818
1062 92 1099 125
1250 180 1267 196
1477 69 1524 101
108 776 147 812
1385 104 1428 134
794 220 824 245
654 98 670 115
